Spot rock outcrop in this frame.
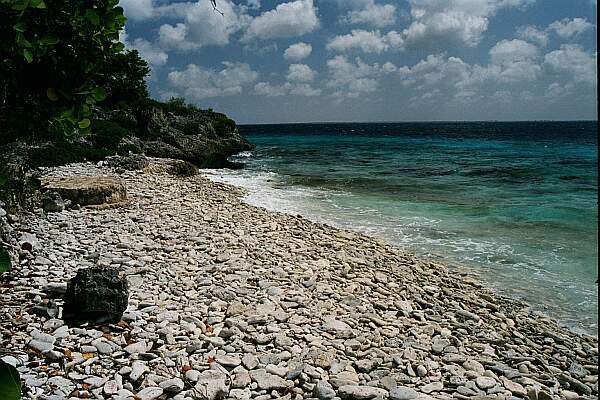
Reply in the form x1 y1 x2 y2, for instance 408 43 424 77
103 154 149 171
126 106 253 168
40 176 127 206
0 143 42 213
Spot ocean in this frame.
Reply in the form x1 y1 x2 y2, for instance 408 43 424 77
205 121 598 335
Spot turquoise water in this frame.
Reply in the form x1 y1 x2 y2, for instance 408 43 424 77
206 122 598 335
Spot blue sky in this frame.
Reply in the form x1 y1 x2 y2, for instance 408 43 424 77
120 0 597 123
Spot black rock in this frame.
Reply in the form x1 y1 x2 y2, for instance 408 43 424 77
63 267 129 325
42 191 64 213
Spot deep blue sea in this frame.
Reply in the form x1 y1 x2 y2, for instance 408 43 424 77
206 121 598 335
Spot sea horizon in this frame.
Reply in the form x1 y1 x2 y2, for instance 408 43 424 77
238 119 599 126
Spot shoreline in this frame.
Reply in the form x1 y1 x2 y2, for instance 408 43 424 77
203 167 598 338
1 158 598 399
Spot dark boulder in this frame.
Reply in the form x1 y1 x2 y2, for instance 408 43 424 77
168 160 199 177
63 267 129 325
137 107 253 168
42 191 65 213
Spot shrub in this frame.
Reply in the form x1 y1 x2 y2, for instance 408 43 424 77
162 98 200 117
27 142 111 169
0 0 148 138
91 120 131 150
212 114 237 136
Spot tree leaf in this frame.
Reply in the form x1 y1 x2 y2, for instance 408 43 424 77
46 88 59 101
13 22 27 32
0 359 20 399
78 118 91 129
22 49 33 63
16 33 32 48
0 246 11 273
91 87 107 101
85 9 100 25
30 0 45 8
12 0 30 11
40 36 59 45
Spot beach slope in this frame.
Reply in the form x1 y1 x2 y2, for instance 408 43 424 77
0 158 597 399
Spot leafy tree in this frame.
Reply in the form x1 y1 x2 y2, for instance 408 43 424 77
102 49 150 108
0 0 148 141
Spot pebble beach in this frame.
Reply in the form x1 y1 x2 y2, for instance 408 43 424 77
0 158 597 400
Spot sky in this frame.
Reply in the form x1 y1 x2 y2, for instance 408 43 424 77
119 0 598 123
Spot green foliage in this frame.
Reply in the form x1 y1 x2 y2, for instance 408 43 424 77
162 97 200 117
107 111 140 134
102 50 150 108
27 142 111 169
91 120 131 150
212 115 237 136
0 359 20 399
0 0 148 140
0 247 12 273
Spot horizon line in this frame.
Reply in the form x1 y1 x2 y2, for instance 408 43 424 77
238 119 599 126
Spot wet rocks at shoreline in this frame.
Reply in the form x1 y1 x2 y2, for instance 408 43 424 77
0 158 597 399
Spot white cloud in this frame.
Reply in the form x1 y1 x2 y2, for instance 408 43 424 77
157 0 249 50
158 23 187 49
119 27 129 44
326 55 392 98
489 39 539 64
397 54 471 88
168 62 258 100
327 30 403 53
255 82 288 96
246 0 261 10
287 64 317 82
397 40 544 101
289 83 322 96
395 36 596 109
548 18 594 38
119 0 154 21
130 38 168 67
254 81 321 96
382 61 397 72
243 0 319 41
517 17 594 46
402 0 534 48
485 39 541 82
284 42 313 61
403 11 489 47
341 1 397 28
516 25 548 46
544 44 597 84
544 82 575 101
